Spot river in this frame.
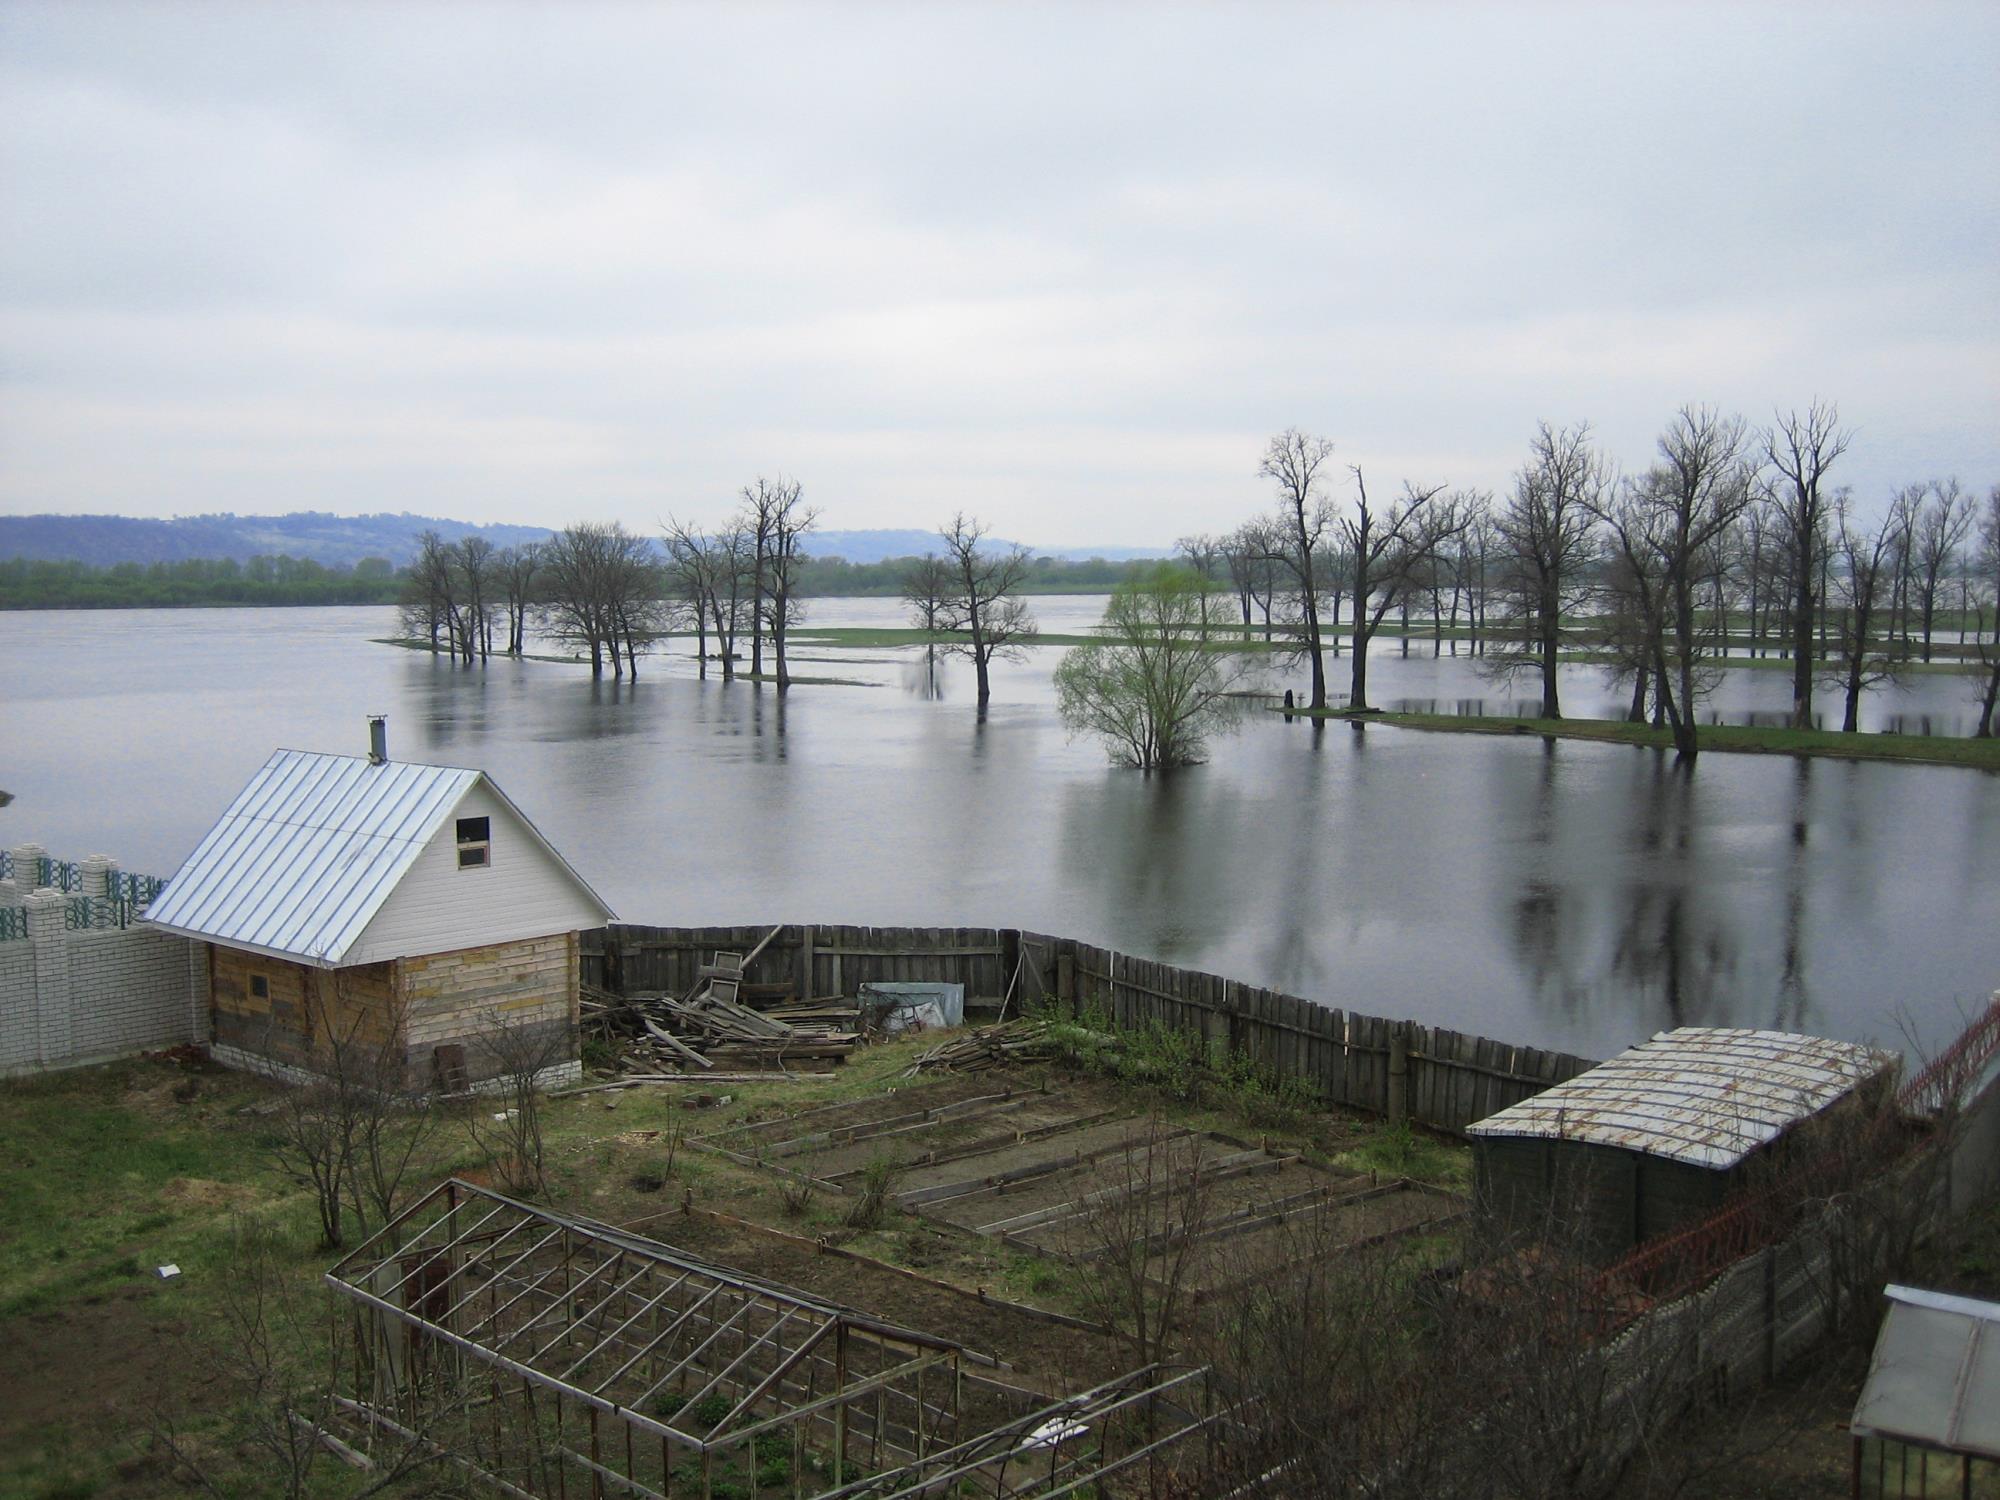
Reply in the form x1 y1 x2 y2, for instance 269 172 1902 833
3 601 1994 1063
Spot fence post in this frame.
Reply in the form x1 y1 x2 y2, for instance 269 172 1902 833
11 843 47 897
81 854 113 904
1388 1022 1410 1125
25 888 70 1067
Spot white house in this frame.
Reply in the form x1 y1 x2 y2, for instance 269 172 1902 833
146 726 614 1088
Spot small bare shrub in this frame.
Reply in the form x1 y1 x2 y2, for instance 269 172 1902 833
466 1013 576 1197
844 1155 897 1229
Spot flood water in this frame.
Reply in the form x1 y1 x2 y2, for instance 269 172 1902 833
3 602 1995 1064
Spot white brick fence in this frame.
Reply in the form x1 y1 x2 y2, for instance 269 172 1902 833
0 842 206 1076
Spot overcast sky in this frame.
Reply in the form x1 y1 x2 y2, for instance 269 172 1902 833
2 2 1994 547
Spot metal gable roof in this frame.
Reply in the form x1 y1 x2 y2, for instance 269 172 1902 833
1464 1027 1896 1170
145 750 483 966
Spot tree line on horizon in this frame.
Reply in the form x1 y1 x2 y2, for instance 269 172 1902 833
1189 402 2000 753
11 400 1998 747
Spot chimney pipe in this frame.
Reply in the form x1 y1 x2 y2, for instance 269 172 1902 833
368 715 388 766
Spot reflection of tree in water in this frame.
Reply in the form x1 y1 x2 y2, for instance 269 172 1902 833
902 646 948 702
1509 878 1594 1016
1772 758 1813 1032
1057 763 1254 968
747 686 787 763
1604 754 1739 1028
1259 719 1330 988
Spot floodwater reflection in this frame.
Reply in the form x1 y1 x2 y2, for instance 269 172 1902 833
4 603 1995 1063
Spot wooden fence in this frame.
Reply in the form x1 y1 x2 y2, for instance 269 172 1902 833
580 922 1595 1137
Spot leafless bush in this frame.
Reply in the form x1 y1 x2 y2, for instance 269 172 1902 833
1062 1117 1217 1368
148 1214 458 1499
266 1000 443 1250
466 1012 575 1196
779 1145 819 1217
1191 1181 1726 1500
844 1153 898 1229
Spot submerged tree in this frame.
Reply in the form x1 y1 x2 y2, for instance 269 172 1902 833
1491 421 1613 718
936 511 1037 707
538 521 662 677
1765 401 1853 728
1053 564 1246 770
1257 429 1340 709
1821 495 1908 733
1974 485 2000 738
1341 469 1466 712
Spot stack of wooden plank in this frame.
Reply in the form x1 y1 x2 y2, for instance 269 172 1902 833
906 1018 1055 1075
580 951 862 1073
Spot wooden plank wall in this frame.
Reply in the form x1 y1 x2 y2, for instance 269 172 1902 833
579 924 1595 1136
583 923 1014 1008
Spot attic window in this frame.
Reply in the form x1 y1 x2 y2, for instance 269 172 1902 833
250 974 269 1000
456 815 491 870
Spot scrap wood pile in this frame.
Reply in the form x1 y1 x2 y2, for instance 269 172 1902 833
580 943 862 1074
905 1017 1056 1075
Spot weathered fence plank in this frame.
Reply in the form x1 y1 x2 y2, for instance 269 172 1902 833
579 923 1596 1134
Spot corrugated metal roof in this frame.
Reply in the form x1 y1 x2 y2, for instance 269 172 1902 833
1852 1284 2000 1461
1464 1027 1895 1170
146 750 483 965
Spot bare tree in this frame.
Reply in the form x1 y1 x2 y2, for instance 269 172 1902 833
1589 476 1676 725
752 476 818 690
664 518 750 680
1063 1118 1217 1367
1817 496 1909 734
899 552 953 632
737 478 782 678
1975 486 2000 737
1765 402 1853 727
265 996 442 1251
539 521 661 678
399 529 457 655
498 542 540 655
148 1215 456 1500
1491 421 1612 718
1650 406 1759 759
1343 470 1466 713
453 536 495 662
936 512 1038 708
1222 518 1283 640
1905 477 1974 663
1174 532 1226 641
466 1012 575 1197
1257 429 1340 708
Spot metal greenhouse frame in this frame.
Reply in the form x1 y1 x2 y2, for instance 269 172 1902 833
323 1179 1220 1499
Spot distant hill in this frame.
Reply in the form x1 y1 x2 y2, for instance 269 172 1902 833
808 529 1164 564
0 512 554 568
0 514 1168 570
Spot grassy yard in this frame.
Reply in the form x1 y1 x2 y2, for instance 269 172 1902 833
0 1029 1460 1499
1295 708 2000 771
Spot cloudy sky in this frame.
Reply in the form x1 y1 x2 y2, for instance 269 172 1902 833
2 2 1994 547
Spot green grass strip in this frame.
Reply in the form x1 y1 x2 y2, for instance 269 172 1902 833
1290 709 2000 770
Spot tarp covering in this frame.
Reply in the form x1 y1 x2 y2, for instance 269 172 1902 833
859 981 965 1034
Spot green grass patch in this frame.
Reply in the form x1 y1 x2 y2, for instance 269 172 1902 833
0 1062 284 1319
1293 709 2000 770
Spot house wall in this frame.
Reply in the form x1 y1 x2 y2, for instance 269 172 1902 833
341 783 607 968
209 945 321 1069
208 945 400 1077
398 931 579 1087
